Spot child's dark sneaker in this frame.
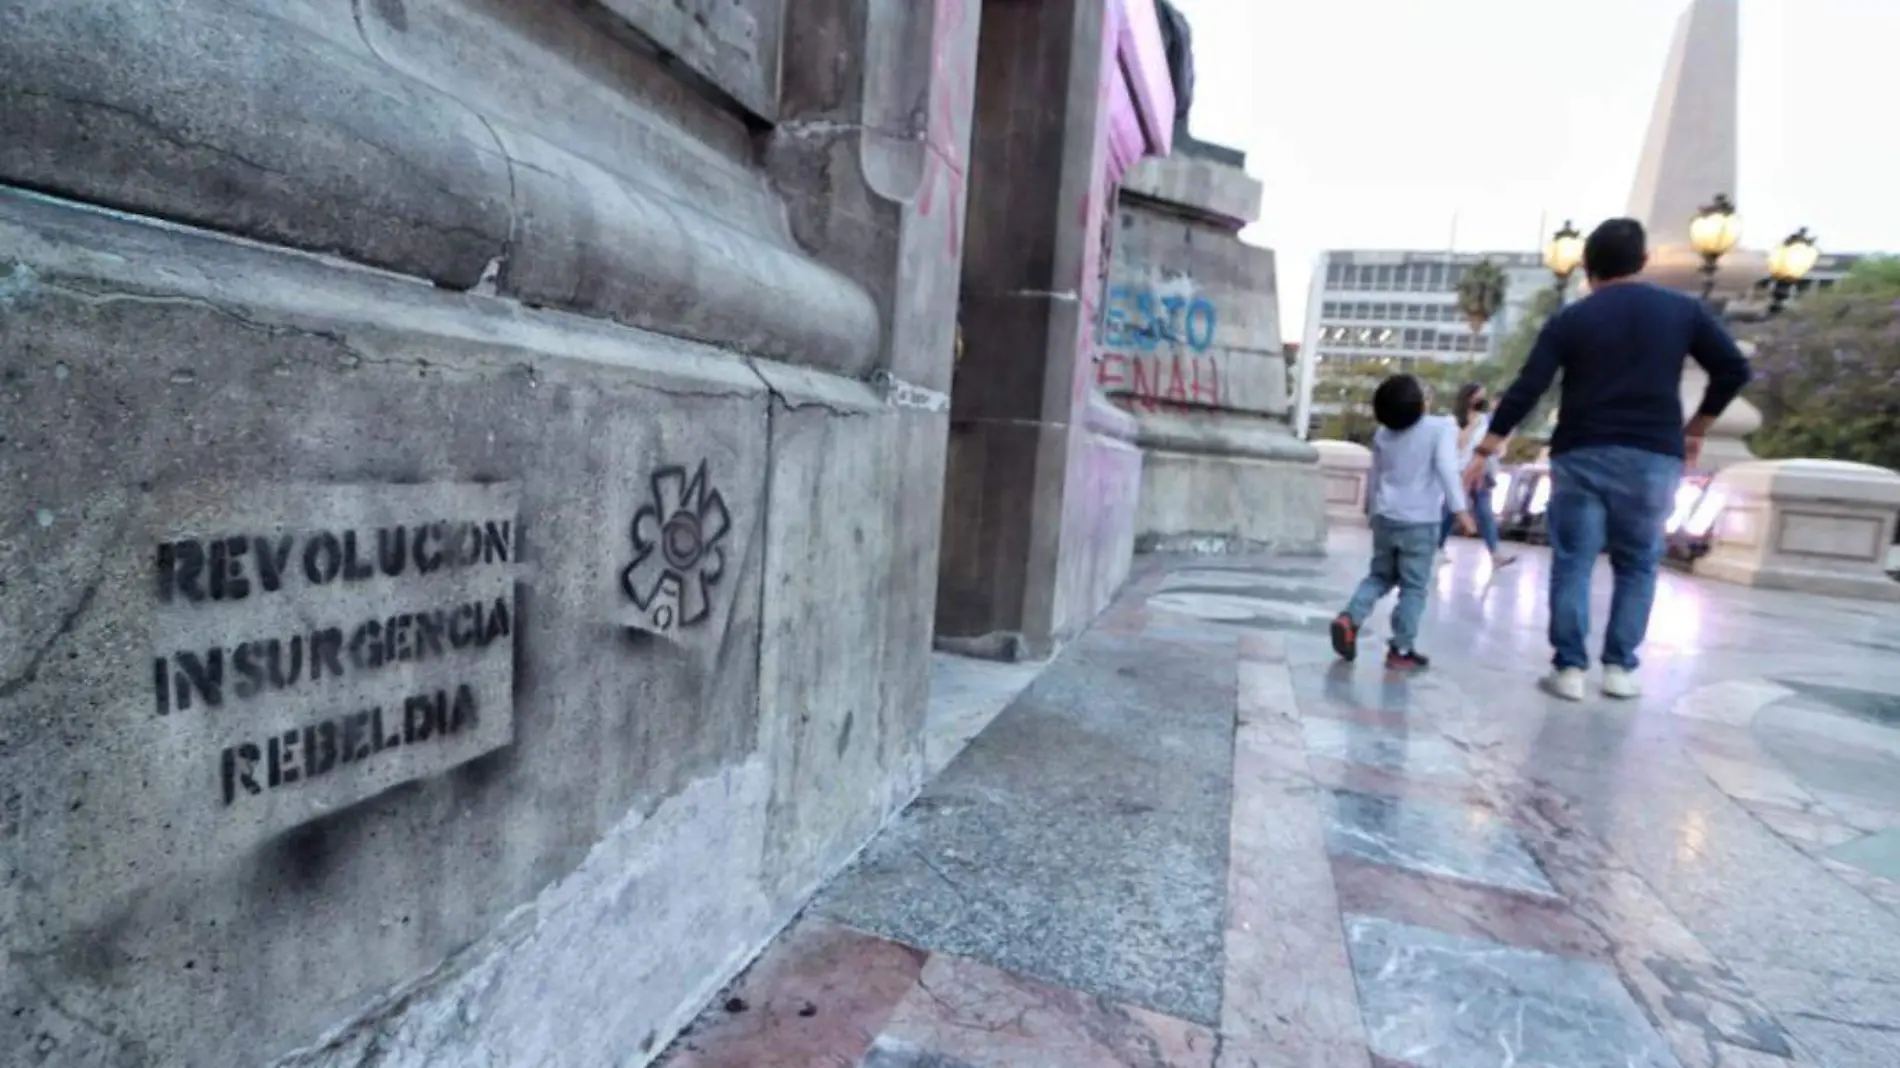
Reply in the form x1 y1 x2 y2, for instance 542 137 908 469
1329 614 1358 662
1385 646 1431 671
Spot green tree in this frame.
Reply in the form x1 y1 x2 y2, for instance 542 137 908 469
1487 286 1563 388
1831 254 1900 295
1422 358 1478 398
1314 358 1481 445
1749 256 1900 470
1456 260 1509 337
1478 285 1564 458
1313 357 1384 444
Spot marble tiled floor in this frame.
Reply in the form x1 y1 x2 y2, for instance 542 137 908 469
662 533 1900 1067
663 920 1215 1068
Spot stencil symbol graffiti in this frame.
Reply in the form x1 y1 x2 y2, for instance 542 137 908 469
622 461 731 635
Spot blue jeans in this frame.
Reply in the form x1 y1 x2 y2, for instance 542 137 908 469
1546 445 1683 671
1343 516 1438 652
1440 484 1501 553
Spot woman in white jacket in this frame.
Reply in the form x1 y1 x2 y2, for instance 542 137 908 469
1440 383 1517 568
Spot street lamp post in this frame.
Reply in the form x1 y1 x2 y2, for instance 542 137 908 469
1766 227 1821 316
1543 219 1584 306
1689 193 1743 306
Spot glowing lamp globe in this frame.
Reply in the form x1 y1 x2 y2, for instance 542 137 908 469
1689 194 1743 259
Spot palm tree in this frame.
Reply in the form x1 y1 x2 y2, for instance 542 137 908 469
1456 260 1508 338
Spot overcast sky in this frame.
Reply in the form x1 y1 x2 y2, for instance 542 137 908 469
1169 0 1900 339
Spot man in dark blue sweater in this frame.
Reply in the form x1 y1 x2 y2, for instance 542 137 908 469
1464 218 1751 702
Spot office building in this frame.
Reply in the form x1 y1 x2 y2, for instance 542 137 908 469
1294 249 1554 437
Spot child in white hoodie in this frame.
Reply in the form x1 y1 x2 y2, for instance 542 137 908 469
1330 374 1474 670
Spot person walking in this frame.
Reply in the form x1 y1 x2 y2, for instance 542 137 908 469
1438 382 1517 570
1463 218 1750 701
1332 373 1475 671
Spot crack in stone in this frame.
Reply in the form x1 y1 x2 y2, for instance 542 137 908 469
744 361 874 419
909 845 971 905
467 111 519 297
34 281 391 371
0 497 132 700
0 571 102 701
12 86 289 183
347 0 396 66
25 278 758 403
1788 1009 1900 1034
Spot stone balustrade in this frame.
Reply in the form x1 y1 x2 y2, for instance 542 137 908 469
1314 440 1373 527
1697 459 1900 600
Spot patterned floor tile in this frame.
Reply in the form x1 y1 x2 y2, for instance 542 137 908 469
1301 716 1471 782
1330 855 1613 967
1322 789 1557 899
873 952 1216 1068
1344 914 1681 1068
1826 828 1900 882
663 918 1215 1068
1307 755 1489 811
1222 653 1374 1068
663 919 926 1067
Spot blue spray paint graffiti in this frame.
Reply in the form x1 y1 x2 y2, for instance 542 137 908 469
1102 285 1217 353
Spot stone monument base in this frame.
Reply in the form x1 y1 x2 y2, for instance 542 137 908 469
1696 459 1900 601
1132 411 1325 554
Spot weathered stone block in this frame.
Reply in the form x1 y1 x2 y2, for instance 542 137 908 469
1130 410 1325 556
0 186 799 1067
2 0 978 1058
756 367 946 899
1104 158 1321 559
0 0 523 284
0 0 878 375
1054 422 1144 639
935 419 1043 652
1697 459 1900 600
1120 152 1263 229
149 482 521 856
1101 202 1285 418
1136 450 1325 555
347 0 783 235
1314 440 1373 528
590 0 784 120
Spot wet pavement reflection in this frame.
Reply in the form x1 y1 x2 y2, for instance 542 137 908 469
666 532 1900 1068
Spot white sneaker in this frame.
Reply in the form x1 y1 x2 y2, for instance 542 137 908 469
1542 668 1586 702
1602 666 1642 700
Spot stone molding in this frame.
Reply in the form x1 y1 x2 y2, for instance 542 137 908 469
1131 409 1317 463
590 0 784 120
0 0 879 374
1119 152 1263 231
1087 394 1144 444
1134 449 1326 555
